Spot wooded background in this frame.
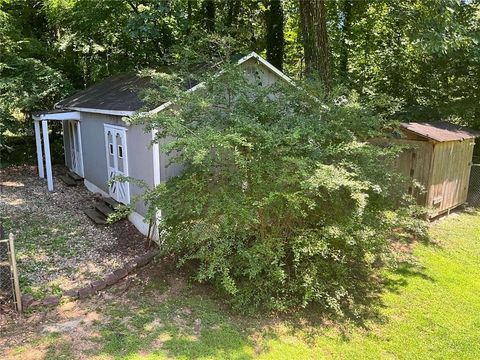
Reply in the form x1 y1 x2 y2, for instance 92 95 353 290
1 0 479 137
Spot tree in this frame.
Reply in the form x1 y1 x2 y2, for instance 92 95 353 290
202 0 215 32
265 0 285 71
298 0 331 88
225 0 241 28
137 57 426 313
339 0 353 81
0 4 70 135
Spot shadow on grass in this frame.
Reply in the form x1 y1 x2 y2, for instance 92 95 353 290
48 250 434 360
15 238 441 359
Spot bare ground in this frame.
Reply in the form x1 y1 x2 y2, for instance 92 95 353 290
0 165 149 298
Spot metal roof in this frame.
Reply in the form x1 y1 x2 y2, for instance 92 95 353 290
400 122 480 142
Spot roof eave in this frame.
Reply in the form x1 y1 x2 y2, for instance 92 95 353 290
55 105 136 117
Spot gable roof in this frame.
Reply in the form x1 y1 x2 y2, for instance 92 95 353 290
54 52 291 116
400 122 480 142
55 73 150 116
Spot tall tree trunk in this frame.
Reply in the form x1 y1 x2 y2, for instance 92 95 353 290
265 0 285 71
339 0 352 81
187 0 194 35
202 0 215 32
226 0 241 28
298 0 331 89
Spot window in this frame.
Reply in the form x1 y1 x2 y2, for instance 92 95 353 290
118 145 123 158
109 143 114 155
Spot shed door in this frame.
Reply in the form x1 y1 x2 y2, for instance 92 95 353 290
68 120 84 177
104 125 130 204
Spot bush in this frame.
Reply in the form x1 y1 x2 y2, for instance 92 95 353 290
139 66 425 314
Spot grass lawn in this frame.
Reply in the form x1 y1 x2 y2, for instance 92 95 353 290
3 210 480 359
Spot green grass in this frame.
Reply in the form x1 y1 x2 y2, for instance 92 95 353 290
11 210 480 359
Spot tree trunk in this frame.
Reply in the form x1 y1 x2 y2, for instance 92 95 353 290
187 0 194 35
202 0 215 32
298 0 331 89
226 0 241 28
265 0 285 71
339 0 352 81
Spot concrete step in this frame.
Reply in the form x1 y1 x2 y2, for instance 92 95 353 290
95 202 114 217
84 209 107 225
59 174 77 187
67 171 83 182
103 197 121 210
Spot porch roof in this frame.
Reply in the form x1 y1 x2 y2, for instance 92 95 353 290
32 110 80 121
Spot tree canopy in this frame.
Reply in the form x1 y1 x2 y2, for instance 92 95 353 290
1 0 479 133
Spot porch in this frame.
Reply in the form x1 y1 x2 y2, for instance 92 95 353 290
32 110 83 192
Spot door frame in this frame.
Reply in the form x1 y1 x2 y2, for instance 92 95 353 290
104 124 130 204
67 120 84 177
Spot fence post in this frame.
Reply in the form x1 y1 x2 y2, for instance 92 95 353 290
8 233 22 313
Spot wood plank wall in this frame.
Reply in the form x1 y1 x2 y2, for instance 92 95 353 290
428 140 475 216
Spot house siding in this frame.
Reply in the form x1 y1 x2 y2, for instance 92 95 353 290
78 112 153 217
126 124 155 216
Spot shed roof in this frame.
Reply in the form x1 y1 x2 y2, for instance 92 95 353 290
400 122 480 142
55 73 151 113
52 52 291 116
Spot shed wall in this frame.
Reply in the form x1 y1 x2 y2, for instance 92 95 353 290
428 140 474 216
78 112 153 216
393 139 434 206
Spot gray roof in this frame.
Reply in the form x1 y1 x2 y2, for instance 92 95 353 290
56 73 151 112
55 72 201 113
53 52 288 115
32 109 73 117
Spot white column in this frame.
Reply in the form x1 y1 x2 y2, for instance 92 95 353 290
34 120 45 178
41 120 54 191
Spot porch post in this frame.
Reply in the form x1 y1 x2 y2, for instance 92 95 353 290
33 120 45 178
41 120 54 191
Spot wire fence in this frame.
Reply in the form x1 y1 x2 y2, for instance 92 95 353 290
0 231 22 313
467 164 480 208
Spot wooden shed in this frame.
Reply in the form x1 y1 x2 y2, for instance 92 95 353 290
392 122 479 218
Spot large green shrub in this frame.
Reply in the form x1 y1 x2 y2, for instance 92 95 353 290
139 67 425 314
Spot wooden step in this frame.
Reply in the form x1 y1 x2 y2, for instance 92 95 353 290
103 197 121 210
84 209 107 225
67 171 83 182
95 202 114 217
59 174 77 187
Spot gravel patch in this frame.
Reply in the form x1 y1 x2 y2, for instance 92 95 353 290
0 165 149 297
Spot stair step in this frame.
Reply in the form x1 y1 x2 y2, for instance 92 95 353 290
95 202 114 217
67 171 83 182
59 174 77 187
103 197 121 210
84 209 107 225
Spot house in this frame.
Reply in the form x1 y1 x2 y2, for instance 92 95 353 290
32 52 291 237
385 122 479 218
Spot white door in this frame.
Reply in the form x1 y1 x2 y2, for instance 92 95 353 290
68 120 84 177
104 125 130 204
